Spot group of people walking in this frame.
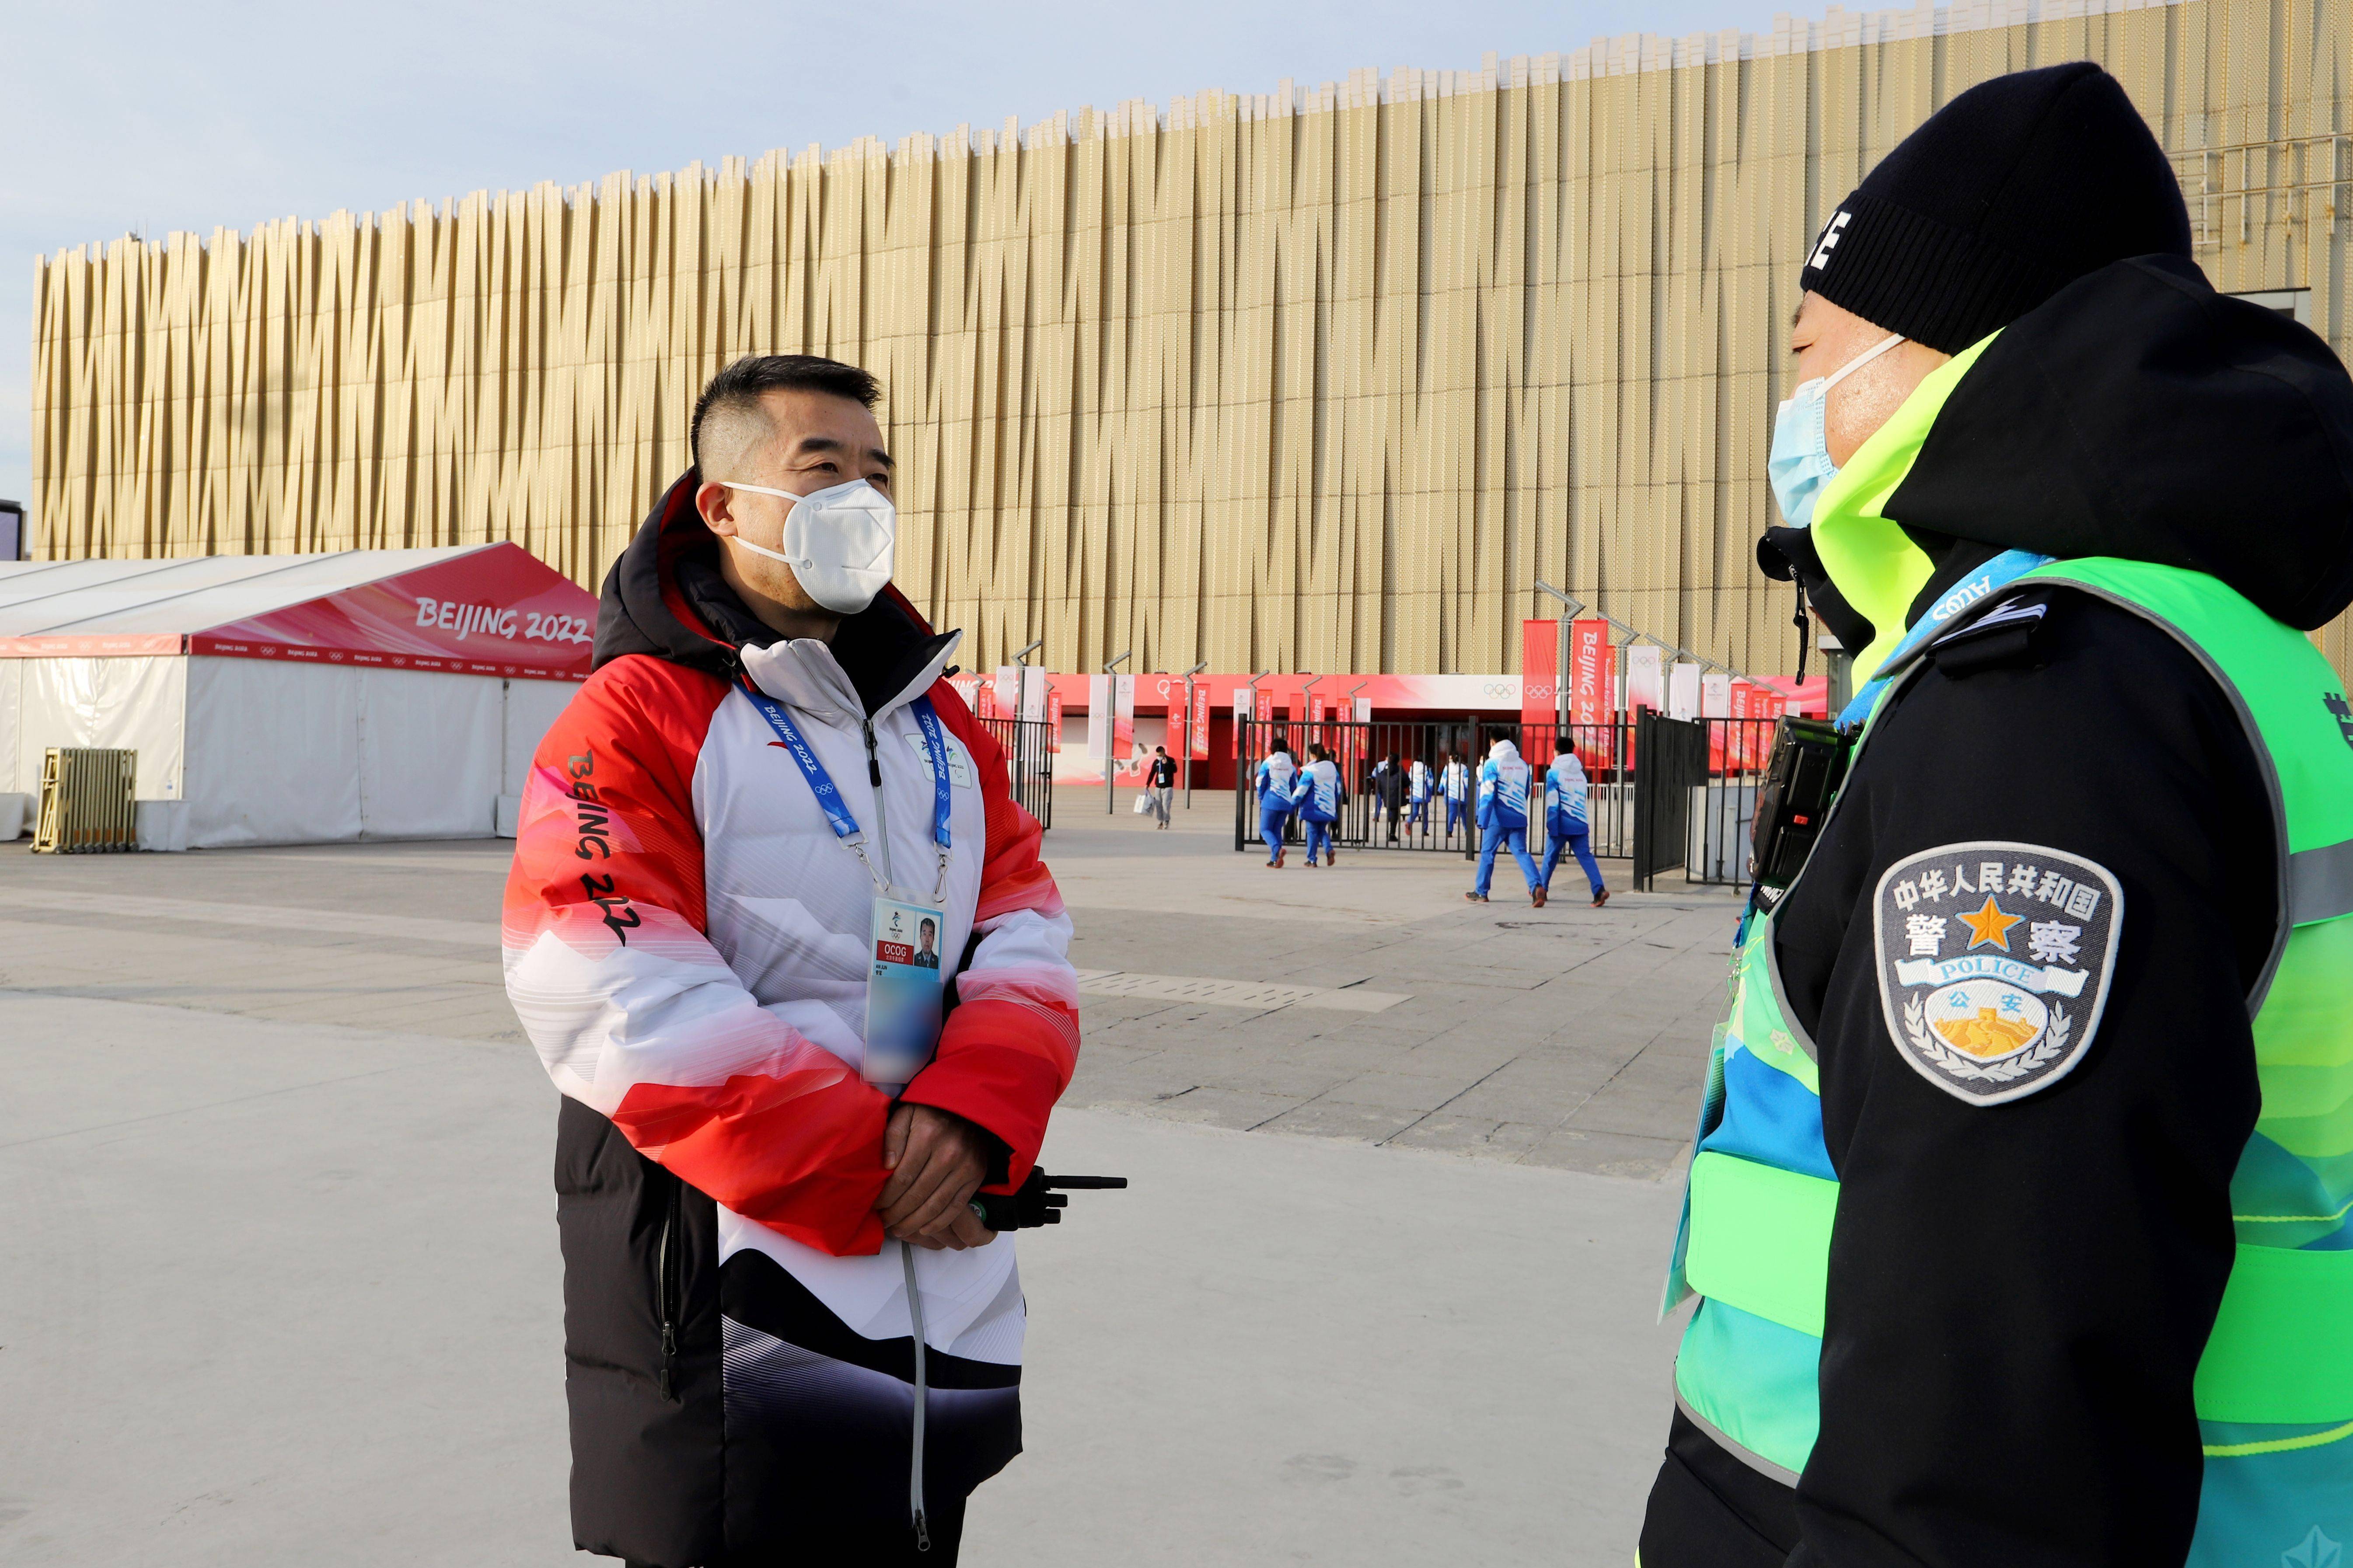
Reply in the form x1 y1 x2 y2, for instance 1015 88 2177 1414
1465 736 1609 909
1250 735 1608 908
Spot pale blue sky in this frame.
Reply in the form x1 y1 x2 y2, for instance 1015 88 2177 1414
3 0 1771 532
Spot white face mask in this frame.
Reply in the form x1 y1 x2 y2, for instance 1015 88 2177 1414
715 477 895 616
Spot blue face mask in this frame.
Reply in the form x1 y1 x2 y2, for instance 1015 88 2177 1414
1767 333 1905 528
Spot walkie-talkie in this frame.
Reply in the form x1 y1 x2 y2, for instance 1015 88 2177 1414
971 1167 1129 1231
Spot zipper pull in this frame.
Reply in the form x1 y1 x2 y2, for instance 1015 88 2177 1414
658 1323 677 1399
863 719 883 787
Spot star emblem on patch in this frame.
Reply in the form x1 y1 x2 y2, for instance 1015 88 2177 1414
1871 841 2123 1105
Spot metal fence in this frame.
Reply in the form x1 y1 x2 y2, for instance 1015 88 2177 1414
1231 716 1634 860
1631 713 1704 892
1232 711 1786 888
1473 719 1635 860
1688 718 1780 885
1235 716 1475 854
978 716 1055 829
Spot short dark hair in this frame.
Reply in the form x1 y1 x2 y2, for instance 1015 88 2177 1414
691 355 881 472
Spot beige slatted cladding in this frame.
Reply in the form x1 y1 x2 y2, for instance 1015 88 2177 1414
29 0 2353 685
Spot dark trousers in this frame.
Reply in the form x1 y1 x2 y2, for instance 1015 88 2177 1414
620 1495 966 1568
1637 1408 1799 1568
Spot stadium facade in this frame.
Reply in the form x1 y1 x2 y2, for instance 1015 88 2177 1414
29 0 2353 685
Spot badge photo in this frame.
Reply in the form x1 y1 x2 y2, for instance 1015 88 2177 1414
1871 841 2122 1106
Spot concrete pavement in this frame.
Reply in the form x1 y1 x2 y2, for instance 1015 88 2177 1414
0 807 1719 1564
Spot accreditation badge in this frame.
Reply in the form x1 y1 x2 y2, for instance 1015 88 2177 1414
1871 841 2123 1106
865 895 947 1088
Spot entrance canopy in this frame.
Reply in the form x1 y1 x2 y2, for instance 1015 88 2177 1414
0 544 595 680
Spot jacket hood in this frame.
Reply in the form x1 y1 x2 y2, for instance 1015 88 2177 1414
594 468 957 717
1809 254 2353 670
1491 739 1521 760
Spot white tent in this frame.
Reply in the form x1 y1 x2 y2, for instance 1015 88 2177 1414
0 545 596 849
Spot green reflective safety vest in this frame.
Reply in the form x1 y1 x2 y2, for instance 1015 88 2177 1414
1664 558 2353 1561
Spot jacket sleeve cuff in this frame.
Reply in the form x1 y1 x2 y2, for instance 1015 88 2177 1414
899 1003 1073 1192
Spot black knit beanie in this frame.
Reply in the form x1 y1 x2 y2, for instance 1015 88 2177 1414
1799 62 2191 353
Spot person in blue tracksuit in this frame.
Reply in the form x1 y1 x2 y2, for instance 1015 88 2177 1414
1439 753 1470 841
1291 743 1342 866
1466 737 1544 905
1253 743 1298 867
1407 757 1433 834
1539 746 1609 908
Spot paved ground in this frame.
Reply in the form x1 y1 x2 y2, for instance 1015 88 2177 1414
0 794 1730 1565
0 788 1741 1180
1044 790 1739 1179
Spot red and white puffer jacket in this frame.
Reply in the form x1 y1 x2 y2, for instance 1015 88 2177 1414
500 472 1079 1565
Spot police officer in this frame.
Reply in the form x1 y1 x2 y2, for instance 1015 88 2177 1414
1643 64 2353 1565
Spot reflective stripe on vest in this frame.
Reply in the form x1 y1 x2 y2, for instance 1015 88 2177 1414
1677 559 2353 1455
1686 1149 2353 1424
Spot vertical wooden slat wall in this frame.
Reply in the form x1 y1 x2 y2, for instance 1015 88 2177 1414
28 0 2353 682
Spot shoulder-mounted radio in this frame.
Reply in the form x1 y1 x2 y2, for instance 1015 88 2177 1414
1750 716 1854 892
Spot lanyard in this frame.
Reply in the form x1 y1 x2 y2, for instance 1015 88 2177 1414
1836 548 2053 727
738 681 954 900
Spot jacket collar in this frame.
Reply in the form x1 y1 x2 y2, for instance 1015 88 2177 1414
740 627 963 732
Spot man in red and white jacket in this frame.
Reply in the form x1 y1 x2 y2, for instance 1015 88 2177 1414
503 355 1080 1567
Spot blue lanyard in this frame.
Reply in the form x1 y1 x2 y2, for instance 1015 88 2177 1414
1836 548 2053 727
738 681 953 896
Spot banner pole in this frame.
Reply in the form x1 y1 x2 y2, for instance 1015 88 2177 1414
1182 660 1207 809
1103 650 1131 815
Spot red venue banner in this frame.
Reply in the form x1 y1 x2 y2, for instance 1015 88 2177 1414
1254 686 1273 724
1751 673 1831 718
1112 673 1138 779
1701 671 1732 772
1569 618 1616 765
1188 686 1210 759
1520 619 1557 730
974 681 998 719
1728 680 1754 767
189 543 598 681
1741 682 1783 765
1046 690 1064 741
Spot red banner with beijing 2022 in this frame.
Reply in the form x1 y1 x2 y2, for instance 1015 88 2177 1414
187 541 597 681
1570 618 1614 764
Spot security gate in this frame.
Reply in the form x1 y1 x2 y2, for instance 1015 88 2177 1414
978 716 1055 829
1233 716 1481 854
1234 709 1784 887
1628 713 1783 889
1631 713 1705 891
1232 715 1632 859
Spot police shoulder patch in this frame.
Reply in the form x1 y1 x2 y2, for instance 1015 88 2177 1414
1871 840 2123 1106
